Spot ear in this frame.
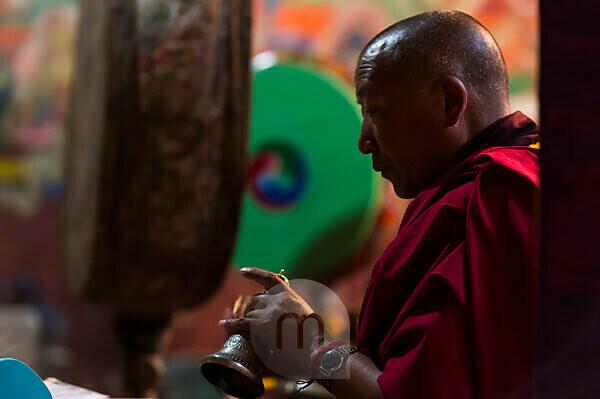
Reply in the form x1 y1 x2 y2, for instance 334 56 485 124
439 75 468 128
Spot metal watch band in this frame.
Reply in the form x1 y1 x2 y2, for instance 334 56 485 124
336 345 358 357
317 344 358 391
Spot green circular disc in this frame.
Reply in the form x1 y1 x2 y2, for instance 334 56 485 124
233 62 381 279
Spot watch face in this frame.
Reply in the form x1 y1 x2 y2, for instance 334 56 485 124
322 351 343 370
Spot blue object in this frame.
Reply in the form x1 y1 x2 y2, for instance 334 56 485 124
0 358 52 399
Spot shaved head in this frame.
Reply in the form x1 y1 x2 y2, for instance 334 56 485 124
355 11 511 198
357 10 509 121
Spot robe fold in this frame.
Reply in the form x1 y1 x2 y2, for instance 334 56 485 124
357 112 540 399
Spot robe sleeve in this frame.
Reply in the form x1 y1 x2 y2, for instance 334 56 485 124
377 269 474 398
465 155 539 399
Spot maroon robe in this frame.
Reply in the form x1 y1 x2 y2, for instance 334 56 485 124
357 112 540 398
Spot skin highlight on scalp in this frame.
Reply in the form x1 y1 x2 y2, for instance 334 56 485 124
357 10 510 127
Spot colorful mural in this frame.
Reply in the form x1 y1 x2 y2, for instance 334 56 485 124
0 0 76 215
0 0 538 216
253 0 538 113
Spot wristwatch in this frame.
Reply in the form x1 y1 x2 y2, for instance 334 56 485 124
318 344 358 385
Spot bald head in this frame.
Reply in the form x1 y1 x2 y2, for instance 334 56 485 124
355 11 512 198
357 11 509 121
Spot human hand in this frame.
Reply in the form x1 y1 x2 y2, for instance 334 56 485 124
219 267 325 378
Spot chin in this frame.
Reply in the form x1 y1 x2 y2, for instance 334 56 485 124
391 181 418 199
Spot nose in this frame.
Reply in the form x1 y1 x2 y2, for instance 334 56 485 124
358 120 376 155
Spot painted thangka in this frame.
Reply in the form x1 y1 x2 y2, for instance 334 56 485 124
0 0 76 215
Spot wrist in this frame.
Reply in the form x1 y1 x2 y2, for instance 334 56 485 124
314 344 359 392
310 334 341 376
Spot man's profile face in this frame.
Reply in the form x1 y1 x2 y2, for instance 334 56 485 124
355 62 440 199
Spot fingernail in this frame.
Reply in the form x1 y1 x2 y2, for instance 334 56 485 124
240 267 251 273
218 320 226 326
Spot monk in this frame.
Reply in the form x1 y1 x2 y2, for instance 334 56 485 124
220 10 540 399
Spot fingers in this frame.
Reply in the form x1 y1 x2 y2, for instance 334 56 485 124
240 267 289 290
243 309 264 319
218 317 252 333
232 295 245 317
244 294 268 314
233 295 260 317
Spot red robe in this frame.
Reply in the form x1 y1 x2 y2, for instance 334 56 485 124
357 112 540 398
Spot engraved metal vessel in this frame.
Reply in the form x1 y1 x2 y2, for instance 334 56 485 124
200 333 265 398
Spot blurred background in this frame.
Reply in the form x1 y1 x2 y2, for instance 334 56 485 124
0 0 538 397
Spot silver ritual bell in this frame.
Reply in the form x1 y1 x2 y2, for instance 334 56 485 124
200 332 265 398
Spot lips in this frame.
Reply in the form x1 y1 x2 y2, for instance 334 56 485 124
372 157 386 174
373 164 386 173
